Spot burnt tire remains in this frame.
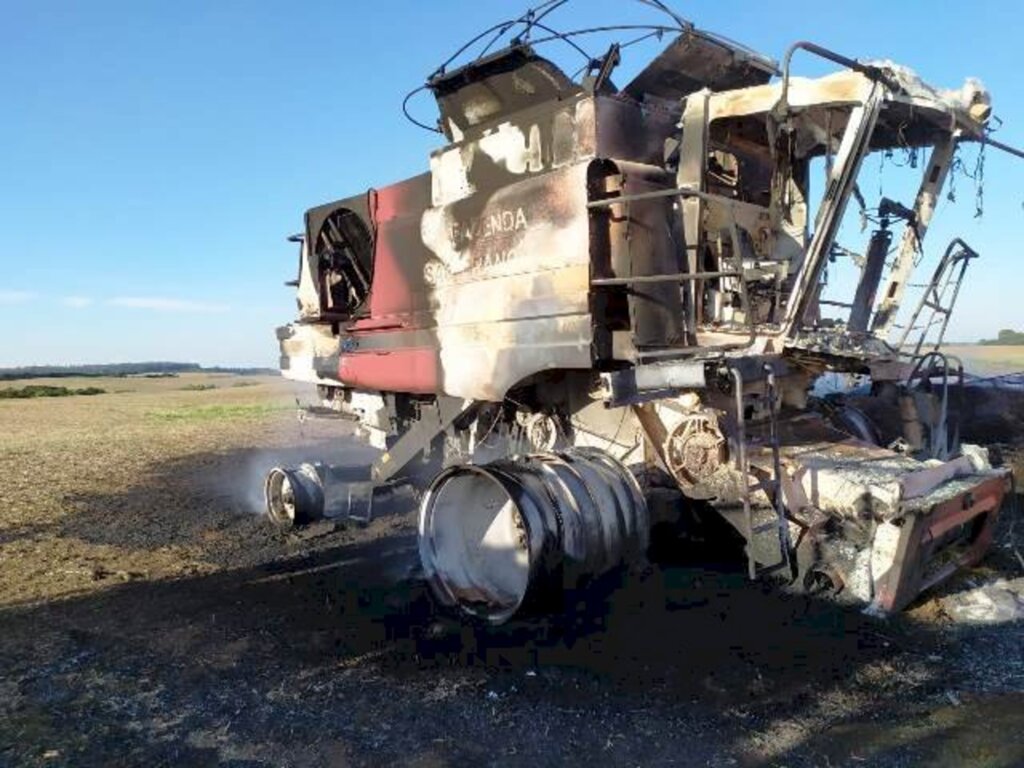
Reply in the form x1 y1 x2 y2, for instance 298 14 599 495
418 449 649 624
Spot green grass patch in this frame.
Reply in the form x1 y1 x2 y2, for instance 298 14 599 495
146 403 292 422
0 385 106 399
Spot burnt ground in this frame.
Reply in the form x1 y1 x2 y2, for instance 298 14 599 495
1 382 1024 767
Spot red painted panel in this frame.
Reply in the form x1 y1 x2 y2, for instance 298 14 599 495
367 175 433 323
338 347 440 394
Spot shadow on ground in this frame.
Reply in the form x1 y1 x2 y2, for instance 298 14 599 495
2 444 1022 767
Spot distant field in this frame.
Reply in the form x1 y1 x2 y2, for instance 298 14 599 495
0 371 285 395
941 345 1024 376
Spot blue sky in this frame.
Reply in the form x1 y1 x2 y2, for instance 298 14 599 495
2 0 1021 367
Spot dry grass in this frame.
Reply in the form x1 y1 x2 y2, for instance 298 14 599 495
0 374 308 605
942 345 1024 376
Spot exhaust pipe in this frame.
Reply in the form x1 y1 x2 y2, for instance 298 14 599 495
264 464 325 528
418 449 649 624
264 463 376 527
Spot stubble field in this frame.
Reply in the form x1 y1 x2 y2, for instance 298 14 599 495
1 373 1022 767
942 345 1024 377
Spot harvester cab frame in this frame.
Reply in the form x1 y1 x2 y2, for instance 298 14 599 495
587 39 997 366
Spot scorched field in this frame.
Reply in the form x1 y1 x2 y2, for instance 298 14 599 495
1 373 1022 767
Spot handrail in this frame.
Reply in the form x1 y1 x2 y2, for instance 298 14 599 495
592 270 741 286
776 43 1024 162
775 40 899 116
586 184 739 210
588 184 757 360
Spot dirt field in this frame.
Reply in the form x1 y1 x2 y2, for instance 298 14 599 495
1 375 1022 767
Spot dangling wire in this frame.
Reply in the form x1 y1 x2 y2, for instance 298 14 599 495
886 122 917 169
946 140 987 218
401 85 442 134
400 0 691 133
517 0 573 45
569 27 666 80
516 21 595 62
634 0 691 30
947 144 959 204
974 139 986 218
478 0 569 60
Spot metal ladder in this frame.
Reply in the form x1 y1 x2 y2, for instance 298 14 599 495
895 238 979 358
731 364 793 580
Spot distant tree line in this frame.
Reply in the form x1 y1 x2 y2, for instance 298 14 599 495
979 329 1024 346
0 385 106 399
0 362 276 381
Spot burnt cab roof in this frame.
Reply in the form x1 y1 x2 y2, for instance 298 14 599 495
429 46 583 141
622 27 777 102
428 29 778 141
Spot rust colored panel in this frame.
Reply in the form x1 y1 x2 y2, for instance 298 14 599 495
367 174 434 324
872 473 1008 613
338 347 440 394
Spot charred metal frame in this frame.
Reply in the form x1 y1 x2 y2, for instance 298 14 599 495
271 13 1021 623
781 84 884 334
588 185 757 357
872 473 1008 613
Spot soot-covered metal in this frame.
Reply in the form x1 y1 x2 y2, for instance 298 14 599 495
271 1 1021 625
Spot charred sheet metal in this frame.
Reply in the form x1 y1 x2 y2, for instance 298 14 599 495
429 46 583 142
623 27 776 102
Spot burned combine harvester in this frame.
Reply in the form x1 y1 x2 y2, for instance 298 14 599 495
270 7 1021 624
